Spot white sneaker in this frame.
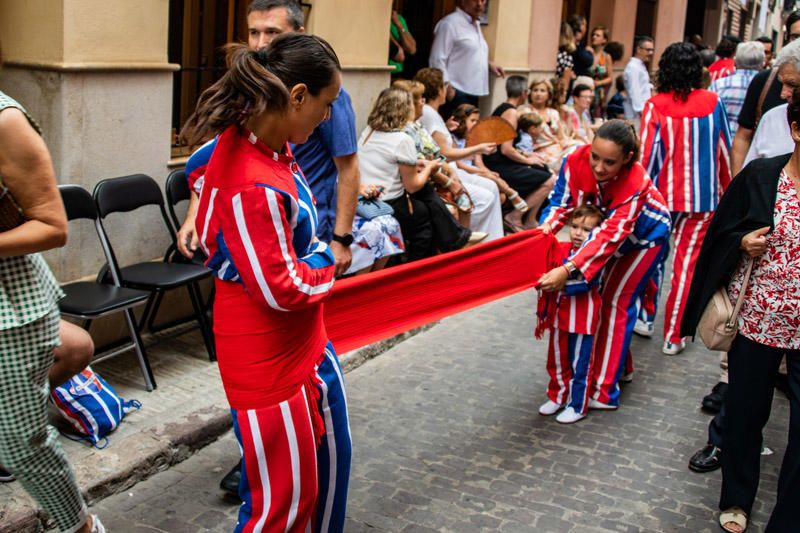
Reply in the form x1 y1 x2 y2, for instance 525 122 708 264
538 400 562 416
662 339 686 356
89 514 106 533
633 319 654 337
587 398 618 410
556 407 586 424
619 371 634 383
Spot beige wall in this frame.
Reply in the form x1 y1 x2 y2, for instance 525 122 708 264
0 0 65 64
485 0 532 69
342 68 392 134
63 0 169 65
528 0 562 72
589 0 637 65
653 0 688 67
307 0 392 66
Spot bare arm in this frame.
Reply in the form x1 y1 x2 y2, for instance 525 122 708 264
431 131 495 161
400 161 436 193
330 153 360 276
392 11 416 55
177 191 200 258
731 127 754 177
0 108 67 256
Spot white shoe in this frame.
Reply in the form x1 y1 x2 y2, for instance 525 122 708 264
588 398 618 410
538 400 562 416
556 407 586 424
633 319 654 338
662 339 686 356
619 371 634 383
464 231 488 247
89 515 106 533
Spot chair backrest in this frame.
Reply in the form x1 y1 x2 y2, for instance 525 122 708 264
59 184 97 221
164 169 189 230
93 174 164 218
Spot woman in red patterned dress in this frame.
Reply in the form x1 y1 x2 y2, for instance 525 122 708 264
682 94 800 533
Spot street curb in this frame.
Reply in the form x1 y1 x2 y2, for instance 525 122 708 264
0 322 436 533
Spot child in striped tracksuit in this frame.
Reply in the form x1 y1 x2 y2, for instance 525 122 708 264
539 204 605 424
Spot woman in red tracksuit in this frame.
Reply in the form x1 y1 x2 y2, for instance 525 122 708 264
181 35 345 533
538 120 672 409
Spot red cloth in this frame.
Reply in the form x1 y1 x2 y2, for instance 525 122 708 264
324 229 561 353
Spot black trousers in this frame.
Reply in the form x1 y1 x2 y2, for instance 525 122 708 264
440 88 480 121
720 334 800 532
386 183 470 262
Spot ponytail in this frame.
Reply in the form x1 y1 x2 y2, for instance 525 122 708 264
595 119 640 165
180 33 341 148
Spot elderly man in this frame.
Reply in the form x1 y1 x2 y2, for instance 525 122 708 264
709 41 765 135
429 0 504 116
177 2 354 530
622 35 654 120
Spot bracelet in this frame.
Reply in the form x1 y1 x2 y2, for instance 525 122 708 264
561 265 571 277
443 176 453 188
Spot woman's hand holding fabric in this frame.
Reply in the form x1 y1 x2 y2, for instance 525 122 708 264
740 226 770 257
537 265 569 292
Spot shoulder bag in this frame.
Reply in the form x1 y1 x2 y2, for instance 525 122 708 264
697 257 754 352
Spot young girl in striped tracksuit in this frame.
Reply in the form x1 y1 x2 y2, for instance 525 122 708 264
181 35 348 533
638 43 731 355
538 121 671 409
538 204 605 424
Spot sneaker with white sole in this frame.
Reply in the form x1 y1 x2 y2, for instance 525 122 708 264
0 466 14 483
538 399 562 416
633 319 654 337
588 398 618 410
89 514 106 533
556 407 586 424
662 340 686 355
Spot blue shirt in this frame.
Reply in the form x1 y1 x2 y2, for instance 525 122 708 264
291 87 358 242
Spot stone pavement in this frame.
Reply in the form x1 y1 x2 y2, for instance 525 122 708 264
89 290 790 532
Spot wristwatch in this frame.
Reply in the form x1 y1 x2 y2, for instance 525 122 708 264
564 261 579 278
332 233 354 247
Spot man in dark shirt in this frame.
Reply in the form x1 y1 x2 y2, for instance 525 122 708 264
731 10 800 175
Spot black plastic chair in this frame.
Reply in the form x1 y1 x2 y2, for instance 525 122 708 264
93 174 216 362
58 185 156 390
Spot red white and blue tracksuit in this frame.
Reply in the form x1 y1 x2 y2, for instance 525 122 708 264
195 126 351 533
639 90 731 343
540 145 671 406
546 242 602 414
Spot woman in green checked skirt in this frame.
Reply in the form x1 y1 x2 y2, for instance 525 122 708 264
0 91 104 532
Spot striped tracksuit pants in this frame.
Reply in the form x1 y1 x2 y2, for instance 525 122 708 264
638 212 711 343
231 343 351 533
546 329 594 414
589 245 666 406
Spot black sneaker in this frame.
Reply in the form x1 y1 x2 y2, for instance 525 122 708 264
0 466 15 482
220 460 242 496
701 382 728 414
689 444 722 473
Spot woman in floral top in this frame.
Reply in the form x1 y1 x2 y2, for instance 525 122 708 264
682 96 800 533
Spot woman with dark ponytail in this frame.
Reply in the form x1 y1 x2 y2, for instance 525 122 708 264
182 34 349 533
537 120 671 411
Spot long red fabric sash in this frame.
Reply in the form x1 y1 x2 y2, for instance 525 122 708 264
324 229 561 353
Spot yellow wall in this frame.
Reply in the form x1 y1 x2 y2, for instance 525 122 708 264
528 0 561 71
484 0 532 69
0 0 169 67
0 0 65 64
306 0 392 66
63 0 169 64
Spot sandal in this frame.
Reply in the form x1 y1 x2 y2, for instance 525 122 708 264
503 214 526 234
507 191 529 213
719 506 747 533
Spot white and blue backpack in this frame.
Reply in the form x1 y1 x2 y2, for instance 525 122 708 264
51 367 141 448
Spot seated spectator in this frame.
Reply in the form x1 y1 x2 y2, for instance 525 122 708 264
528 78 579 168
357 88 485 261
562 84 596 145
345 182 405 275
606 75 627 119
408 70 505 240
515 112 543 154
449 103 529 212
480 75 557 231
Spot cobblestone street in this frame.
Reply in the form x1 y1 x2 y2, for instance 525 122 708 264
91 290 789 532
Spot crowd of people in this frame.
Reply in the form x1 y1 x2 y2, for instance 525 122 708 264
2 0 800 532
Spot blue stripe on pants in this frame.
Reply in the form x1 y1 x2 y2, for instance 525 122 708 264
314 342 352 533
567 332 594 414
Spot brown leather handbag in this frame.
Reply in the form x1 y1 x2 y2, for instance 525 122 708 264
0 184 25 231
697 258 754 352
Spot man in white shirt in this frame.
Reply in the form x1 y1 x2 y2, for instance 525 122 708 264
429 0 504 114
623 36 655 120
